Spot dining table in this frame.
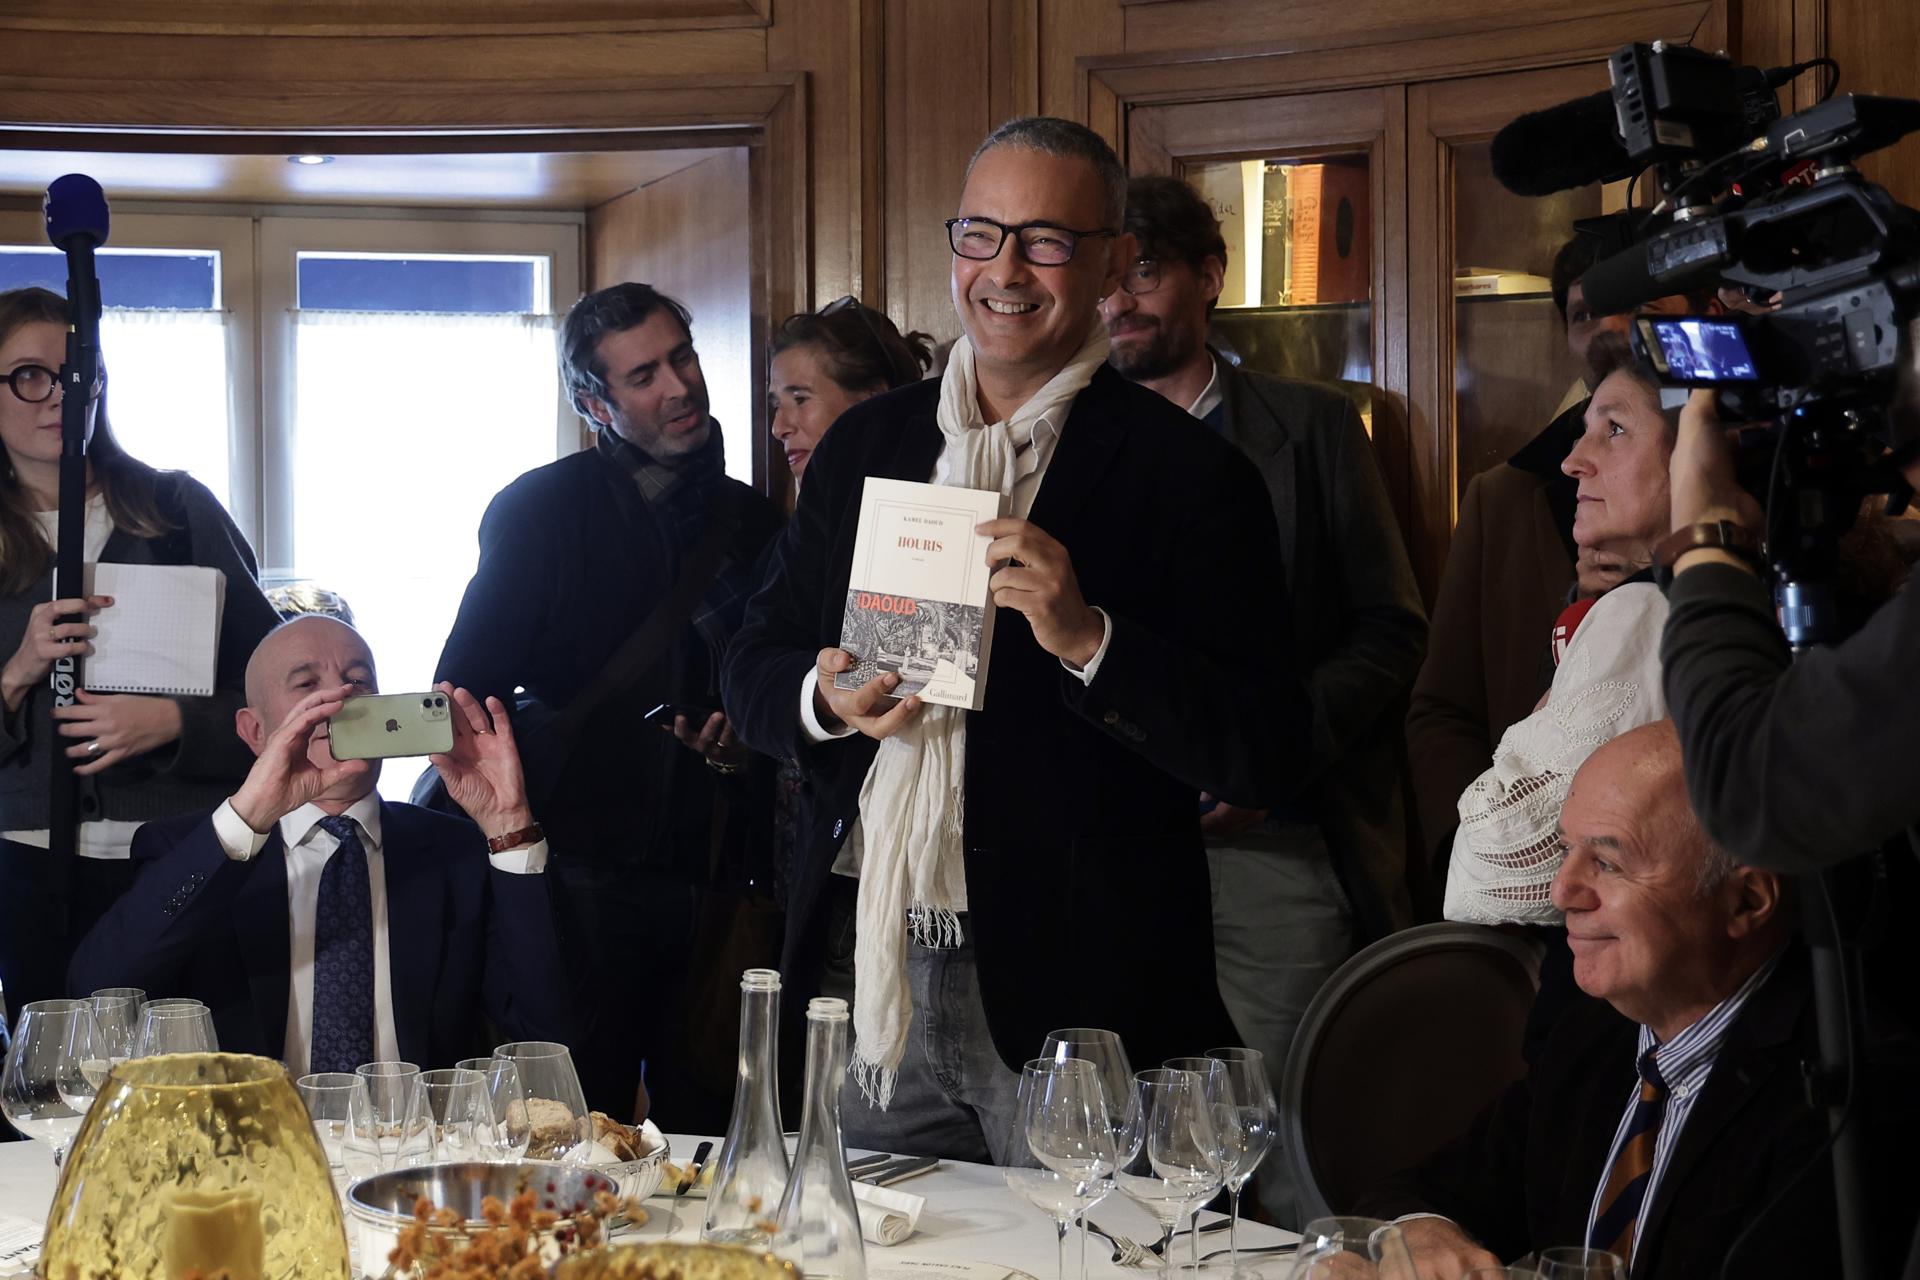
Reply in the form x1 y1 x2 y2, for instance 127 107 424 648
0 1132 1302 1279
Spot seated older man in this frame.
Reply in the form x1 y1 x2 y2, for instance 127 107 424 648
1360 720 1919 1279
71 615 578 1073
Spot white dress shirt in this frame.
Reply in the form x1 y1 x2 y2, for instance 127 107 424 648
1186 354 1224 421
209 792 547 1077
798 401 1115 883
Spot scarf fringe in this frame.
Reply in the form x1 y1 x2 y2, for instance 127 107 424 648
851 1053 898 1111
907 903 963 949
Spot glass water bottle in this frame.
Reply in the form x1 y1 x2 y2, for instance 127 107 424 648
773 996 866 1280
702 968 791 1245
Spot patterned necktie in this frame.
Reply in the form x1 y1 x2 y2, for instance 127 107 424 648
1589 1049 1670 1265
309 814 375 1075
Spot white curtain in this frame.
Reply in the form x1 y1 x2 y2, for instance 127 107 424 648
99 307 234 511
288 308 565 795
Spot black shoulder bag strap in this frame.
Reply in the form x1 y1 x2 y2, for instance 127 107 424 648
541 482 743 770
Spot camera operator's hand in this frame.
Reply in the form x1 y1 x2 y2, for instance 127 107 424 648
1669 389 1765 574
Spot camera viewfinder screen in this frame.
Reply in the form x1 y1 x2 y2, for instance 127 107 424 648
1650 318 1761 383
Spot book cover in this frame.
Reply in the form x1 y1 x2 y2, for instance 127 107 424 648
834 477 1007 711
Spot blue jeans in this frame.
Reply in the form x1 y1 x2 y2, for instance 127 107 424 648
818 881 1023 1163
1207 821 1356 1225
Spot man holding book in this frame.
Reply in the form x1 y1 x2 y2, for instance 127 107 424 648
724 116 1308 1158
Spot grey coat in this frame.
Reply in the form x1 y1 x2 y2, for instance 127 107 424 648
0 471 280 830
1215 359 1429 937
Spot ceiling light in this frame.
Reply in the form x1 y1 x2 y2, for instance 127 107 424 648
288 154 334 166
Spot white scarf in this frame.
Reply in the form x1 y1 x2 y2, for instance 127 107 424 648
850 320 1112 1106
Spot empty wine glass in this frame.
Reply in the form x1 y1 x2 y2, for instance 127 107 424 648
493 1040 591 1162
2 1000 88 1167
296 1071 368 1182
1041 1028 1135 1280
349 1061 429 1174
1003 1059 1116 1280
456 1055 530 1161
1204 1046 1277 1277
1164 1057 1235 1274
418 1068 495 1162
1116 1069 1225 1280
134 1001 217 1056
86 989 142 1065
54 1006 111 1120
1536 1247 1624 1279
1289 1218 1418 1280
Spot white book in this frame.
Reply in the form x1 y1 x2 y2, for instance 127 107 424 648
80 563 226 698
835 477 1007 711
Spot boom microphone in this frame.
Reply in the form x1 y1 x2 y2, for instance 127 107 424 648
43 173 109 252
1490 90 1638 197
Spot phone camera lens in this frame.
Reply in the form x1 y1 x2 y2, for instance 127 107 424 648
434 696 445 707
422 697 432 708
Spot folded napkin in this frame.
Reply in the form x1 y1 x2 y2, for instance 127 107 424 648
0 1214 41 1277
852 1179 924 1246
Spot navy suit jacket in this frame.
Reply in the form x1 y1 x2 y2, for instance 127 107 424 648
68 800 579 1066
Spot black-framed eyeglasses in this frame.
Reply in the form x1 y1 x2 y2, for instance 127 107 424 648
1118 258 1164 296
3 363 103 406
818 294 915 387
945 217 1116 266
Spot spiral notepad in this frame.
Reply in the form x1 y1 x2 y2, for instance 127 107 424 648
80 563 226 697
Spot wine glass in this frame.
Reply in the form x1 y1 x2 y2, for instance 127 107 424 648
1536 1247 1624 1278
456 1055 530 1161
1163 1057 1235 1274
2 999 88 1166
1003 1059 1116 1280
86 990 141 1066
1289 1218 1418 1280
1115 1069 1226 1280
418 1068 495 1162
1204 1046 1277 1277
1462 1268 1543 1279
134 1001 217 1056
296 1071 367 1183
1040 1028 1135 1280
493 1041 591 1162
54 1007 111 1121
349 1061 430 1173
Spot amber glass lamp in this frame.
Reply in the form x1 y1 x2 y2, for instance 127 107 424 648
39 1053 350 1280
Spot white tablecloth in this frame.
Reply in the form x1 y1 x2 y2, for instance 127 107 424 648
0 1133 1299 1278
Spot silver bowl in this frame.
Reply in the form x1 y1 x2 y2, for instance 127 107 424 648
346 1160 623 1273
577 1120 671 1203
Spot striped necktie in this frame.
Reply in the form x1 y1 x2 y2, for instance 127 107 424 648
309 814 375 1075
1589 1048 1670 1264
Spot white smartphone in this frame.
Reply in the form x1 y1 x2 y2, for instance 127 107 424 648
328 691 455 760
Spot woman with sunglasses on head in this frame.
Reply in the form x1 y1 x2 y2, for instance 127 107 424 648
0 286 280 1013
769 297 935 483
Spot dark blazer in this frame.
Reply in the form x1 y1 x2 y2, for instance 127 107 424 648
68 800 578 1065
722 364 1309 1071
1404 406 1581 881
435 445 783 879
1215 362 1428 938
1358 946 1920 1279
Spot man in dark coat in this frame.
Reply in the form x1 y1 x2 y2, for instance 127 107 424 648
437 284 782 1127
1097 174 1428 1219
723 118 1308 1160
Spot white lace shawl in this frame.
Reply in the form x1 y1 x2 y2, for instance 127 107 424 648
1442 582 1670 925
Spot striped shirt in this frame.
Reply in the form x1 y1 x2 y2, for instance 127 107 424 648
1585 950 1785 1256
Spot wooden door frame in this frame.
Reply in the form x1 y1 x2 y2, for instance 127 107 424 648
1128 87 1412 534
1083 1 1727 597
0 73 810 497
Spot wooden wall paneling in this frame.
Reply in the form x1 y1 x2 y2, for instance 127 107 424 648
769 0 873 308
1039 0 1125 123
1730 0 1796 84
587 149 760 483
0 0 772 37
1121 0 1708 52
753 81 811 502
988 0 1042 127
883 0 992 345
0 29 765 98
1818 0 1920 212
1083 3 1715 105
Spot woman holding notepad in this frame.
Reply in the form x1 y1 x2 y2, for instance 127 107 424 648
0 286 280 1016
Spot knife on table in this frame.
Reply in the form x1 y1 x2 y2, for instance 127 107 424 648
677 1140 714 1196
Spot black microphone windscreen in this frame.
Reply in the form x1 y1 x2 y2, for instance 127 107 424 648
1490 91 1638 197
43 174 109 251
1578 242 1661 316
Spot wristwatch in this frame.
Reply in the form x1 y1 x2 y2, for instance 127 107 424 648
486 823 545 854
1655 519 1765 587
